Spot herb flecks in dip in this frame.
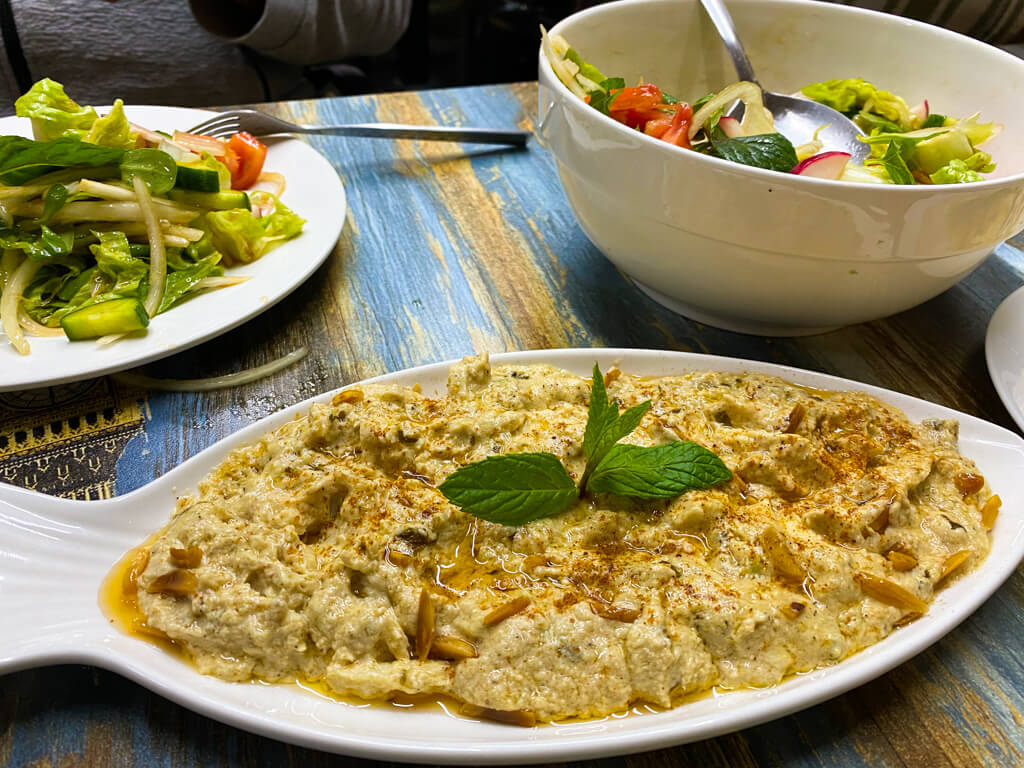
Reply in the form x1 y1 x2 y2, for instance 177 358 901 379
128 356 994 721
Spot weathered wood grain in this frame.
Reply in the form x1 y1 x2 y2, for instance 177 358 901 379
2 83 1023 768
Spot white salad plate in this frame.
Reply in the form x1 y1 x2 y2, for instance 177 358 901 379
985 284 1024 433
2 348 1023 764
0 106 346 391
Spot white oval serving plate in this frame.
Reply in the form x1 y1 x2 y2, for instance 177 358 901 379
0 105 346 391
985 283 1024 433
2 348 1022 764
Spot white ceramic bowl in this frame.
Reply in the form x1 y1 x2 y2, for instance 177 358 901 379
537 0 1024 335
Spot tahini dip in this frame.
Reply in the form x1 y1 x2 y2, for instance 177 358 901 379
115 355 997 722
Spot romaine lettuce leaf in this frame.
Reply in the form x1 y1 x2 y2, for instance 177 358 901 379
159 254 224 312
954 113 1000 147
204 192 304 265
89 231 148 295
802 78 912 131
0 224 74 261
84 100 137 150
14 79 98 142
930 159 983 184
930 152 995 184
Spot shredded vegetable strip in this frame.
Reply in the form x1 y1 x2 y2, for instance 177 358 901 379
1 256 41 355
77 179 136 201
133 176 166 317
0 248 18 291
112 347 307 391
18 309 63 336
8 200 200 224
256 171 286 197
193 275 252 290
90 221 204 242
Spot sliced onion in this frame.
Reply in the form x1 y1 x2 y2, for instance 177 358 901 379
172 130 228 156
130 122 167 147
1 257 42 355
9 200 199 224
133 176 166 317
688 81 766 140
192 275 252 290
112 347 307 391
18 309 64 337
77 179 136 201
256 171 286 197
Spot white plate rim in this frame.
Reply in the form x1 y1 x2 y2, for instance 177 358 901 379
985 283 1024 432
0 105 346 391
3 347 1023 763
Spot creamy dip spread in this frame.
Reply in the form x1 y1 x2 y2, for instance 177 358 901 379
124 355 997 722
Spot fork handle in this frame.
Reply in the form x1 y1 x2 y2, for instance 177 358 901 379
292 123 530 146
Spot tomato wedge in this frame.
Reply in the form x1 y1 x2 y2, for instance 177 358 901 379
227 131 267 190
608 83 666 130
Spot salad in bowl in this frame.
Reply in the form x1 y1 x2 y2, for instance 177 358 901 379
542 29 1000 185
0 79 304 356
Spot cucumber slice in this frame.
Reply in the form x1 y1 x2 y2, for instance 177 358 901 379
167 188 251 211
61 298 150 340
175 165 221 193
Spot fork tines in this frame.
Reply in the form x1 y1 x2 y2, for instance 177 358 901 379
185 114 243 139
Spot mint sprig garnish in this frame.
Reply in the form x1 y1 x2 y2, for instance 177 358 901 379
433 453 577 525
438 363 731 525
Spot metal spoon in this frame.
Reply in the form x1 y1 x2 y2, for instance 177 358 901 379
698 0 869 162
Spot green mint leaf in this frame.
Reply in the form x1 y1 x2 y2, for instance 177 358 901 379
868 140 914 185
586 78 625 116
0 135 125 185
438 452 577 525
710 133 798 173
921 113 947 128
692 92 716 111
40 183 68 224
581 363 652 489
582 363 616 459
587 441 731 499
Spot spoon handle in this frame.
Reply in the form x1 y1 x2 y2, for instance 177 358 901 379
698 0 758 85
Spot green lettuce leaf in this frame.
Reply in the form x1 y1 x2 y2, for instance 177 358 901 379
0 136 125 185
204 192 304 264
159 256 223 313
84 99 137 150
930 152 995 184
0 224 74 261
90 231 148 295
564 48 606 88
14 79 98 142
801 78 911 131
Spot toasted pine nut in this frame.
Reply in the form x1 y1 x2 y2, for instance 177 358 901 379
416 588 434 661
981 494 1001 531
484 596 530 626
854 572 927 614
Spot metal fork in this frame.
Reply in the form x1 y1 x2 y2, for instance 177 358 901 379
186 109 530 146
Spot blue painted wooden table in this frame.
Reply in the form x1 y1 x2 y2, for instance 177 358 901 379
2 83 1024 767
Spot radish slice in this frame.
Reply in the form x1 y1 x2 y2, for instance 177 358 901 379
717 115 743 138
910 99 929 126
790 151 851 180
